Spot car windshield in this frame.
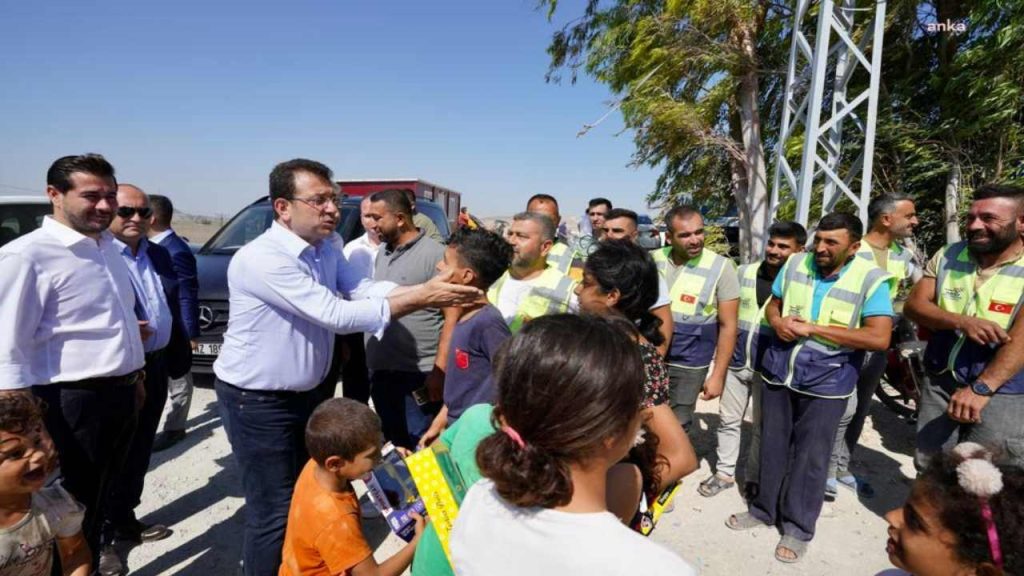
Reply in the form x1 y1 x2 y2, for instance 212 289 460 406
201 200 358 255
0 203 51 248
638 214 653 225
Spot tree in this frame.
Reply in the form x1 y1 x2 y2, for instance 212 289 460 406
542 0 791 261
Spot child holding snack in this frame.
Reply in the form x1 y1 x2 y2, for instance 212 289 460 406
883 442 1022 576
418 228 513 446
0 393 90 576
279 398 425 576
449 315 696 575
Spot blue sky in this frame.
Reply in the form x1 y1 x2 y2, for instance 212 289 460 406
0 0 659 218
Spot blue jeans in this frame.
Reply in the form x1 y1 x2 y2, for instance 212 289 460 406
750 380 846 541
215 379 317 576
370 370 440 450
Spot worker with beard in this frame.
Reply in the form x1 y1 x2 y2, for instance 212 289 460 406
525 194 584 280
907 183 1024 470
488 212 577 333
727 212 893 564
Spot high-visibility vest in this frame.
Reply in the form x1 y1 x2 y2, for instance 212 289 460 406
855 241 914 298
730 261 773 371
651 247 734 368
487 267 576 333
923 242 1024 394
548 241 584 281
760 253 892 398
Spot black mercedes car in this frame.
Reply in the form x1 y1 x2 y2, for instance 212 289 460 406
191 196 451 382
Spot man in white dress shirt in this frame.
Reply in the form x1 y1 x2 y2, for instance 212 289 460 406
0 154 146 563
339 195 382 403
212 159 479 576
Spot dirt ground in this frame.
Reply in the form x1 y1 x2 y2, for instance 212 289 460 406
122 381 916 576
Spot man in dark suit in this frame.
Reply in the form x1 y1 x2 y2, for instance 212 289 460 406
102 184 193 574
148 194 201 451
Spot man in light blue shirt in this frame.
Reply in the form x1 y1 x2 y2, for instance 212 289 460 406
213 159 479 576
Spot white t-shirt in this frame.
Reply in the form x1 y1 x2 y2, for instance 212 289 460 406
653 275 671 309
450 480 697 576
0 485 84 576
341 232 382 281
494 276 579 325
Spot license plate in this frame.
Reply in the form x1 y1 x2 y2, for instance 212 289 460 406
196 343 221 356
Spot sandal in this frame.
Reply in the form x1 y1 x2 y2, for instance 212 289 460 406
837 474 876 498
775 535 809 563
698 474 735 498
725 511 767 531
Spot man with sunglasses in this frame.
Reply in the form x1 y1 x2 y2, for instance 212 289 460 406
0 154 148 567
212 159 481 576
100 184 192 573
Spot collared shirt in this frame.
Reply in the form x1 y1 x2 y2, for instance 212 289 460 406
149 229 174 245
772 258 893 321
115 238 173 353
0 217 145 390
341 232 382 281
214 221 396 392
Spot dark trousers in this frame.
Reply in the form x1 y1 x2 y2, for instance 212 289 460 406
340 333 370 404
33 375 140 560
215 378 317 576
749 381 846 541
369 370 440 450
106 350 169 538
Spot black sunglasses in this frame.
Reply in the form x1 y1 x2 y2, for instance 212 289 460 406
116 206 153 219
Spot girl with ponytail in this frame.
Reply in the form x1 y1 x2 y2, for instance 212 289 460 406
448 314 696 576
576 239 699 524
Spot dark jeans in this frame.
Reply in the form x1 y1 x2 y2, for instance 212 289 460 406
106 350 169 538
33 374 140 560
369 370 440 450
215 378 317 576
916 371 1024 469
340 333 370 404
750 380 846 542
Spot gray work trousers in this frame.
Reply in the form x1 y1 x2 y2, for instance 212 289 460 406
161 372 194 433
828 349 887 479
668 364 710 431
714 367 762 480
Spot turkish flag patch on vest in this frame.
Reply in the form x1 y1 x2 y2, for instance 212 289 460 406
680 294 697 304
455 349 470 370
989 301 1014 314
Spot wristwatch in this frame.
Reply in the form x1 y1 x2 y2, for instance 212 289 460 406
970 379 996 397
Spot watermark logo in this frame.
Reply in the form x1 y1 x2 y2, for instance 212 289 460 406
926 19 968 35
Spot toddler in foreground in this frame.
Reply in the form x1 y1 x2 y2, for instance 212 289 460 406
279 399 424 576
883 442 1022 575
0 393 90 576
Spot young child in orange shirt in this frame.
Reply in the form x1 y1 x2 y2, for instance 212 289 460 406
279 398 425 576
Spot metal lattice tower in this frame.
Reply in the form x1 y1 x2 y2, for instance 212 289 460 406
769 0 887 228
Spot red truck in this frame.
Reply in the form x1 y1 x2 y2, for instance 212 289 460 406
337 179 463 232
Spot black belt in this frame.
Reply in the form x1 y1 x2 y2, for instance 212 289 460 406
216 378 313 398
58 370 144 389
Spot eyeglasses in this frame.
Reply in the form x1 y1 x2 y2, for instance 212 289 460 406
293 195 342 211
116 206 153 219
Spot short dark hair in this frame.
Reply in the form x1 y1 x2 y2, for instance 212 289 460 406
269 159 334 203
0 394 45 436
305 398 383 466
867 193 914 225
974 183 1024 203
664 205 702 231
476 314 644 509
448 228 513 289
768 220 808 246
527 194 559 209
369 188 414 218
816 212 863 242
513 211 556 242
604 208 638 225
47 154 116 193
149 195 174 227
588 197 612 211
585 240 662 346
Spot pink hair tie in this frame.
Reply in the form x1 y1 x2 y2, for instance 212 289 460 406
980 500 1004 570
501 424 526 449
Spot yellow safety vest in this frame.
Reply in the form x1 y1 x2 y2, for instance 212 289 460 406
548 241 584 282
760 253 892 398
855 241 913 298
487 267 576 333
651 247 732 367
924 242 1024 393
730 261 772 371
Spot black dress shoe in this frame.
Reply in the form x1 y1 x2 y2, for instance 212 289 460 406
116 520 173 543
98 545 125 576
152 430 186 452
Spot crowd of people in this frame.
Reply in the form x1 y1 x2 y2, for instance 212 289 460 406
0 153 1022 576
